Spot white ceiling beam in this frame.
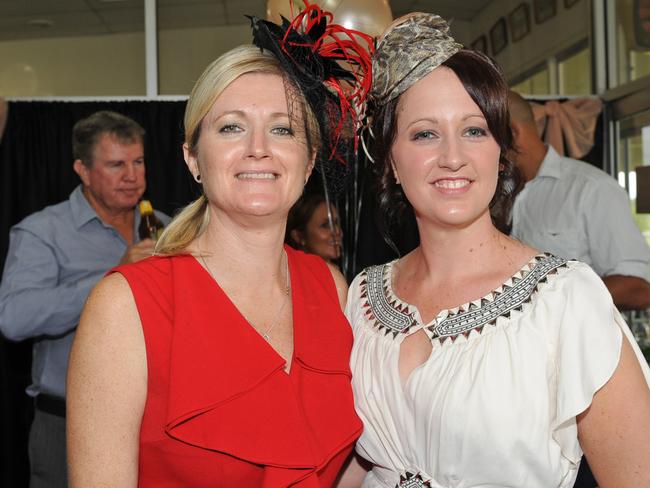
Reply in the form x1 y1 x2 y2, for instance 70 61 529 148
145 0 158 96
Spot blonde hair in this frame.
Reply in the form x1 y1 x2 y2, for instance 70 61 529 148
156 45 320 255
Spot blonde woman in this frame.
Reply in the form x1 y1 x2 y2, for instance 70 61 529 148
66 6 372 486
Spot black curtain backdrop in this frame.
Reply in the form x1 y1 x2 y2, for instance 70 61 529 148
0 100 194 487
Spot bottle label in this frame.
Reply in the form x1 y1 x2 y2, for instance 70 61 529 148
139 200 154 215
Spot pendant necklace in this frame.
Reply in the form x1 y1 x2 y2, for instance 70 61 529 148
199 248 291 341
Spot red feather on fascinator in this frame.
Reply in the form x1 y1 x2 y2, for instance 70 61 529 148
250 0 374 167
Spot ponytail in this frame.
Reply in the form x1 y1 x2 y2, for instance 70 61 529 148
154 195 209 255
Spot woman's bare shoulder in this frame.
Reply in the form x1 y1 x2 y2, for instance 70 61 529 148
326 261 349 309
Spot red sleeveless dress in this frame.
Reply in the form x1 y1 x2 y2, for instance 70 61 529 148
113 246 362 487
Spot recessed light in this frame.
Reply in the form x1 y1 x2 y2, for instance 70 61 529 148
26 19 54 28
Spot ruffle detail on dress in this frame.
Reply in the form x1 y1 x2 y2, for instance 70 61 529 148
288 249 359 376
163 251 362 486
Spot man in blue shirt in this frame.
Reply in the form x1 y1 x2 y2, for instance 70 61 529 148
0 111 170 488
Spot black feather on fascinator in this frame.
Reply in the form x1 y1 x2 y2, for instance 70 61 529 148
248 1 373 193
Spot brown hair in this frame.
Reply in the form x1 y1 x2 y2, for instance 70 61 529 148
371 49 522 236
285 192 329 250
72 111 145 167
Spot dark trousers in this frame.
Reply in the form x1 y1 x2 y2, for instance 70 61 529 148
573 457 597 488
28 408 67 488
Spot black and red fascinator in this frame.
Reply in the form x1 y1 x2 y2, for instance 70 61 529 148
248 0 373 192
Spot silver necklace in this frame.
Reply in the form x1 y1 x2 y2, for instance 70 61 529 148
199 249 291 341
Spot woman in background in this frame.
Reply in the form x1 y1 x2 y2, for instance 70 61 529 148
341 12 650 488
67 5 372 486
286 192 343 266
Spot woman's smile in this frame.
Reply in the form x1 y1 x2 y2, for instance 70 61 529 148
432 177 473 193
235 171 281 180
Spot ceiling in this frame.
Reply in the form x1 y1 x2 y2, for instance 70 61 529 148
0 0 492 42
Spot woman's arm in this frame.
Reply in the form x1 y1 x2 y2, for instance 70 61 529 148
326 264 367 486
577 337 650 487
327 262 349 309
335 453 370 487
67 273 147 487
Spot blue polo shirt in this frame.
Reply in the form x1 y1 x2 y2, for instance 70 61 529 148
0 185 170 398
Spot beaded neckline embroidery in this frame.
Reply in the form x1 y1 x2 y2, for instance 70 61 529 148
396 471 431 488
359 253 567 342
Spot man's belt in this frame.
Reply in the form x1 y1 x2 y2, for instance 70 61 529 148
35 393 66 418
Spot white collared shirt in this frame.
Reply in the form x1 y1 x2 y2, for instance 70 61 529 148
511 146 650 281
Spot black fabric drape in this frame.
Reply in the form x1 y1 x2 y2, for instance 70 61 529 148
0 100 194 487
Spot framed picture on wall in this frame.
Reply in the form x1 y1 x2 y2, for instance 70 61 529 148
533 0 557 24
471 34 488 53
634 0 650 47
489 17 508 55
564 0 580 7
509 3 531 42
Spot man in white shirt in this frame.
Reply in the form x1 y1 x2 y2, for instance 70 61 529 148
509 91 650 310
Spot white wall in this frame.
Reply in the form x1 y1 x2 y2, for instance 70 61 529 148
0 32 146 97
0 0 592 97
469 0 590 81
0 23 252 97
449 19 472 47
158 24 251 95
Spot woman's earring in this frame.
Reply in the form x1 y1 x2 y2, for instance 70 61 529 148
194 173 202 183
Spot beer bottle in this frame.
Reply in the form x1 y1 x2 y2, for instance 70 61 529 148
138 200 165 241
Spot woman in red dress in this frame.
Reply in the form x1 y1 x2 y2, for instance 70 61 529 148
66 6 371 487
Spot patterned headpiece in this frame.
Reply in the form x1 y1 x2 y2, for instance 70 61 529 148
371 12 463 105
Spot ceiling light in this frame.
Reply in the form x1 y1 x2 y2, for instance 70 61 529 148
26 19 54 29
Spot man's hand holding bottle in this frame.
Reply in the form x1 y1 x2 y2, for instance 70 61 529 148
119 200 166 265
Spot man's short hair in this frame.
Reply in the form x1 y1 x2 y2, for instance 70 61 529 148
72 111 145 167
508 90 536 127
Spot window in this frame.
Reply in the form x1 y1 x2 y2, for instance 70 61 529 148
617 109 650 246
615 0 650 86
510 66 550 95
509 40 592 96
558 44 592 94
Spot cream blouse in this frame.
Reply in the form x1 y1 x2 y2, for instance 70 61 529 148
345 255 650 488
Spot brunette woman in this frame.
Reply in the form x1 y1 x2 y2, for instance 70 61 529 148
341 13 650 488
